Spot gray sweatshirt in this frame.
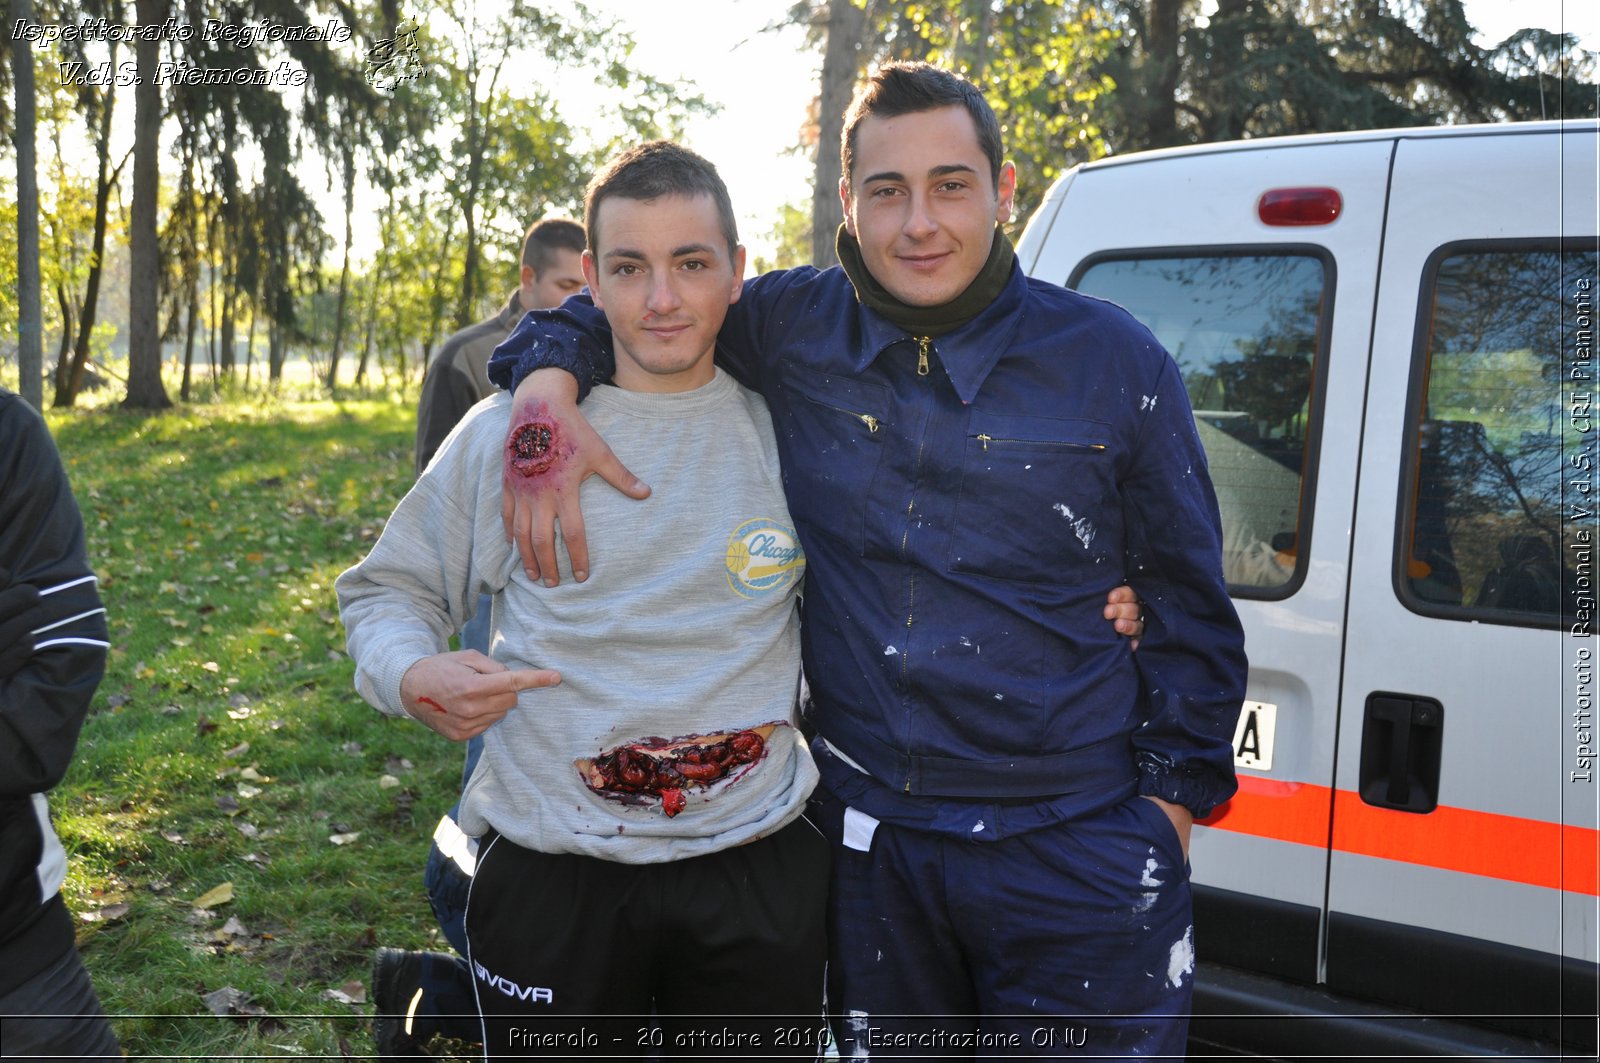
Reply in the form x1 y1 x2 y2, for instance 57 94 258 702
337 371 817 862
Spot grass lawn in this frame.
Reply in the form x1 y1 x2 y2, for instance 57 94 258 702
42 393 476 1059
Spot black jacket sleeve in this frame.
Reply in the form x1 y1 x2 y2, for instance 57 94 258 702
0 391 109 796
415 357 484 475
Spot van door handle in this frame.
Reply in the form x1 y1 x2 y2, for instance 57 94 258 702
1358 693 1444 813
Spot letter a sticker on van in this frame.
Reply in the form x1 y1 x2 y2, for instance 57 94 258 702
1233 700 1277 771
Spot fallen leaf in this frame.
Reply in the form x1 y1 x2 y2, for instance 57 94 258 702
379 774 400 789
384 756 413 773
197 714 218 736
236 785 261 799
323 980 367 1005
329 832 361 846
202 985 265 1017
193 882 234 909
223 741 250 759
235 821 259 838
220 916 250 937
202 661 221 673
161 831 185 845
239 766 267 781
215 794 240 814
81 902 130 923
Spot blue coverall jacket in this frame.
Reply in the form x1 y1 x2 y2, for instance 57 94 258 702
490 258 1247 831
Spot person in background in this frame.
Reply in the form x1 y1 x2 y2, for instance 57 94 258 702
0 386 123 1061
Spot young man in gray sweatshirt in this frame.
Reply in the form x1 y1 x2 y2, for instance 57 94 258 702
337 142 826 1059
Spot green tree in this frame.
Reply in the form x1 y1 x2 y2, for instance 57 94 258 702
1087 0 1598 153
414 0 710 331
753 201 815 274
792 0 1595 255
789 0 1116 260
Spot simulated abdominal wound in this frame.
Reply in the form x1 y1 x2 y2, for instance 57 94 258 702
577 725 774 818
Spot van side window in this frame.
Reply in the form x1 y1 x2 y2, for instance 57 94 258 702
1401 244 1597 626
1073 252 1328 596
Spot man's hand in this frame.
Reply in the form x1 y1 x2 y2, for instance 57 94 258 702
399 650 560 741
1105 584 1145 649
501 368 650 586
1143 796 1194 863
0 580 45 676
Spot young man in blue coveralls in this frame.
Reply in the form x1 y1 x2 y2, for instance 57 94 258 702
489 63 1246 1058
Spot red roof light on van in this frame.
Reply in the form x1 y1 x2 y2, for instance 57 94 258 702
1258 187 1342 226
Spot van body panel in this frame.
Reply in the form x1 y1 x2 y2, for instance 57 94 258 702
1331 128 1598 980
1018 121 1600 1053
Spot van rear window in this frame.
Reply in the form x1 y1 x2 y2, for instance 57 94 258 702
1073 252 1329 597
1402 244 1598 627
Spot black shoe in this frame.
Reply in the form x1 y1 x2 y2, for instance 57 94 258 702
371 947 429 1059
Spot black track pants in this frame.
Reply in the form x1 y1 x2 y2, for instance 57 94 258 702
465 815 830 1061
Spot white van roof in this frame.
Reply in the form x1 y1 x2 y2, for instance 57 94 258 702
1075 118 1598 174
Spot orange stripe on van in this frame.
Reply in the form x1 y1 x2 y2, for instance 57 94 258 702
1199 776 1600 896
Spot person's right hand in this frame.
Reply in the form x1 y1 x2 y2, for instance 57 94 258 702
500 368 651 586
0 574 45 677
399 649 561 741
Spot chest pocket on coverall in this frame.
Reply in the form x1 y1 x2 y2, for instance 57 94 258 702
948 412 1117 583
777 362 891 557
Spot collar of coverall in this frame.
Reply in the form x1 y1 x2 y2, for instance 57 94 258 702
835 223 1014 339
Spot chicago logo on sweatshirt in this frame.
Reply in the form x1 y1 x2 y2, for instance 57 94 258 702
724 518 805 598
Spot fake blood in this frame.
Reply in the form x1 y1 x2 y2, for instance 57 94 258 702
588 730 767 818
507 420 559 478
418 696 447 715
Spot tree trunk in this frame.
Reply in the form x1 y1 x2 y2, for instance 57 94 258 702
178 110 198 402
206 252 218 387
218 113 237 374
326 146 355 392
1144 0 1183 148
244 299 257 387
268 319 286 383
458 158 482 328
181 277 197 402
812 0 868 269
124 0 170 410
425 200 458 362
951 0 992 78
9 0 43 409
55 40 119 408
54 284 74 394
359 195 395 390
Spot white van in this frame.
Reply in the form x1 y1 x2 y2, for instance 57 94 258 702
1017 120 1598 1058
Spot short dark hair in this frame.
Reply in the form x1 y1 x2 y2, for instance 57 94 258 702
583 141 740 259
840 61 1004 191
522 218 585 275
